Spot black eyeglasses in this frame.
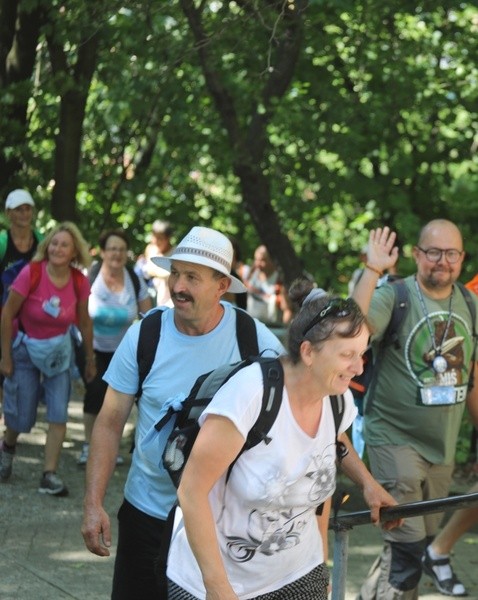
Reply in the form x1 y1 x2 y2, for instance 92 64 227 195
302 298 355 337
104 246 128 253
417 247 463 264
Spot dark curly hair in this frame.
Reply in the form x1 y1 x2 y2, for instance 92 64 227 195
98 228 130 251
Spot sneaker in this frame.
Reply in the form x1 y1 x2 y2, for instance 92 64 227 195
422 546 468 597
78 443 124 467
77 443 89 466
38 472 69 496
0 441 15 481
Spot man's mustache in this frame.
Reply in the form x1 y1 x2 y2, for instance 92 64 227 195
172 292 194 302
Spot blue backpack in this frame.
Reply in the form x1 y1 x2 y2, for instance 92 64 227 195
1 259 31 305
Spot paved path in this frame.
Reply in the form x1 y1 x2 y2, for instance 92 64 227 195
1 381 478 599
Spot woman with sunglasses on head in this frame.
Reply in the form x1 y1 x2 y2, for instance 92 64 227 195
166 278 402 600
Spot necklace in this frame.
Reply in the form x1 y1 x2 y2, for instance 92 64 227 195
414 277 454 374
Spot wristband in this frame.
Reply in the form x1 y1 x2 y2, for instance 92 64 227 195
365 264 383 277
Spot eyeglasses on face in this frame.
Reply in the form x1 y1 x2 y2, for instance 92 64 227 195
302 298 355 337
416 247 463 264
104 246 128 253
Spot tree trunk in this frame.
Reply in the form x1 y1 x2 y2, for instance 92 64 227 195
180 0 307 287
51 91 89 221
0 1 44 190
48 29 100 221
235 163 304 286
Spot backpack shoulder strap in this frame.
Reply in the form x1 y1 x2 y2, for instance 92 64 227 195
245 358 283 449
330 394 347 462
225 357 283 482
126 264 141 299
71 267 84 298
33 229 43 243
456 282 477 333
29 260 42 293
456 281 478 390
364 280 409 415
136 309 165 399
88 261 101 285
234 307 259 358
383 279 409 348
0 231 8 262
316 394 346 516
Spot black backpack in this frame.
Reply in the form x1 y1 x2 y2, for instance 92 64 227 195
135 306 259 399
350 278 478 416
146 356 284 488
127 306 259 453
88 260 141 299
136 307 347 466
149 356 347 486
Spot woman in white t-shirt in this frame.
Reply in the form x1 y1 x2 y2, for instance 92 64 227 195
77 229 152 466
167 279 402 600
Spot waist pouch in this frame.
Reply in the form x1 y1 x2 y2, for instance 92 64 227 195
20 331 72 377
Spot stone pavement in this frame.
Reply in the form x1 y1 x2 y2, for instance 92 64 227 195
1 380 478 599
0 380 133 600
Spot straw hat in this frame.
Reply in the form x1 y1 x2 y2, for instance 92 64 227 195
151 226 247 293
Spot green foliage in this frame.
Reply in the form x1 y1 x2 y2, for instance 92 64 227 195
1 1 477 290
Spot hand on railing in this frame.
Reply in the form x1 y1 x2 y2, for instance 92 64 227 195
330 492 478 530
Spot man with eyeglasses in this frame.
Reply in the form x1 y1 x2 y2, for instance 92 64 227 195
352 221 478 600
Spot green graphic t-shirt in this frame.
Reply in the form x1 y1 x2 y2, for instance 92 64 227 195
364 275 478 465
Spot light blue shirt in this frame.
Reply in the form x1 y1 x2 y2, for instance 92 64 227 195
89 268 149 352
104 302 285 519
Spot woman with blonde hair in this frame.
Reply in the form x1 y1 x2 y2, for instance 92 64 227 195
0 221 96 495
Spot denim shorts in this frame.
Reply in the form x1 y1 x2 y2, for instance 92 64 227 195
2 341 71 432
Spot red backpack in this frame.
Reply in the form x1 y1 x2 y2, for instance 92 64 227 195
2 259 84 312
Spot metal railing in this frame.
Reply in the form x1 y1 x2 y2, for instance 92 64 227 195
329 491 478 600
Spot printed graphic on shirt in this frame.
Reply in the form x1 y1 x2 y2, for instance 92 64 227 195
92 306 130 335
405 312 472 405
225 443 336 563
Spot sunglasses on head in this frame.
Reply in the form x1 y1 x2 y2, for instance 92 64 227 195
302 298 355 337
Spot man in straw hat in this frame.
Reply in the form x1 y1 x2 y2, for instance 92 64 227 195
81 226 284 599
